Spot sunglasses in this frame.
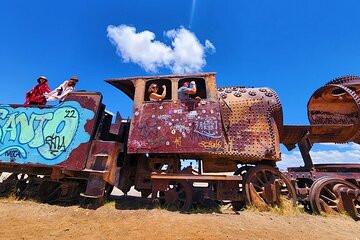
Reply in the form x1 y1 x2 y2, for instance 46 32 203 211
152 86 158 89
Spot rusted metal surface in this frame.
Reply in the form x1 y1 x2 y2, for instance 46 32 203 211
284 162 360 220
0 91 102 172
284 164 360 189
280 75 360 219
281 124 357 146
55 92 104 171
340 187 360 220
134 155 185 196
308 177 360 220
284 163 360 203
121 73 225 154
81 173 107 198
129 99 224 153
307 75 360 143
151 173 243 181
214 86 283 163
288 163 360 173
108 73 283 163
282 76 360 146
85 140 123 185
243 165 296 209
37 179 86 203
0 91 120 202
151 179 193 211
1 71 360 217
151 172 244 210
201 160 237 173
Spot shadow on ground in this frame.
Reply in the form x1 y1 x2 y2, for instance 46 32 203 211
112 195 155 210
111 195 223 214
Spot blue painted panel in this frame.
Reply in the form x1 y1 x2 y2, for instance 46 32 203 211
0 101 94 165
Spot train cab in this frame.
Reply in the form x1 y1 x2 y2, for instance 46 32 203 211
106 73 225 155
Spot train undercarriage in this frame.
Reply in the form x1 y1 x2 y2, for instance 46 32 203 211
0 140 359 220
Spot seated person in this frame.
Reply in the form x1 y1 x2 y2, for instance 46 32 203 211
178 81 196 100
45 76 79 102
148 83 166 101
24 76 50 105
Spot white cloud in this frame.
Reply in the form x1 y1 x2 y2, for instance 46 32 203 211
279 142 360 170
107 25 215 73
205 40 216 54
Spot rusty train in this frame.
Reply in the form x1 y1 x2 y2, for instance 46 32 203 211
0 73 359 219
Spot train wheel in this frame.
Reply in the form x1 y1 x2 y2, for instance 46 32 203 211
37 181 62 203
243 165 296 210
158 180 193 211
309 177 358 215
17 175 42 199
0 173 18 197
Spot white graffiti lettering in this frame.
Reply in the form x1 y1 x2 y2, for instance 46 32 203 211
194 116 221 138
158 114 171 121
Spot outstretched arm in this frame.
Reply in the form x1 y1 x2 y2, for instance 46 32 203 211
150 85 167 100
44 81 69 101
187 81 197 95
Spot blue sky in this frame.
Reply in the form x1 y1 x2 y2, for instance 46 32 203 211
1 0 360 168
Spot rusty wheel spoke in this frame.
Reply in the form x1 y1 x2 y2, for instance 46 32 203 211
309 177 359 217
244 165 296 209
319 194 337 205
254 174 265 186
252 182 263 191
322 185 337 199
260 170 268 183
158 180 193 211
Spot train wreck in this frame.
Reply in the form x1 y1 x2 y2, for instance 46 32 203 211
0 73 358 220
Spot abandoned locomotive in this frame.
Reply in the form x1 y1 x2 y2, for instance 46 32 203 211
0 73 359 219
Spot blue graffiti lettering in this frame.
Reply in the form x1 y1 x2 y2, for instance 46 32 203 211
0 146 27 159
0 101 94 164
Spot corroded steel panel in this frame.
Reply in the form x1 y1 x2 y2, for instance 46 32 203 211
307 75 360 143
128 99 224 153
213 86 283 162
85 140 122 185
281 124 357 145
0 92 102 171
58 92 103 170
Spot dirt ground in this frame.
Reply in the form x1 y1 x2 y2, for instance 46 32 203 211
0 196 359 240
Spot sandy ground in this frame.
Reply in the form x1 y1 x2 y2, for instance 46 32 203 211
0 193 359 240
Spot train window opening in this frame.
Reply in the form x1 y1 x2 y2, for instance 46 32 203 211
144 79 172 102
178 77 207 99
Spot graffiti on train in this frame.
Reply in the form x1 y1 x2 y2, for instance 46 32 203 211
0 101 94 164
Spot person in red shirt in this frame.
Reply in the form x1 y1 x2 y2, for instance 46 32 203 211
24 76 51 105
